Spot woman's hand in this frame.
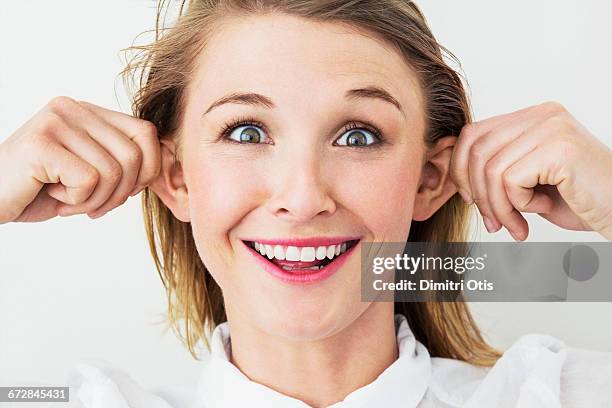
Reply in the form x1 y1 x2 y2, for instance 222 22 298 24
450 101 612 241
0 96 161 223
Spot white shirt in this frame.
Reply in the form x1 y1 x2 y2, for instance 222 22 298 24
66 314 612 407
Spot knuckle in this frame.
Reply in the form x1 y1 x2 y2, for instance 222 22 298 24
103 161 123 183
47 96 77 115
469 141 487 162
83 167 100 186
484 159 502 181
38 112 66 137
544 114 574 135
538 101 566 116
501 169 517 189
119 145 142 168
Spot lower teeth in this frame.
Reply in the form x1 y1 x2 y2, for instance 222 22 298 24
281 265 324 271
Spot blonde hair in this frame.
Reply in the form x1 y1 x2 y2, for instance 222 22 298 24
121 0 502 366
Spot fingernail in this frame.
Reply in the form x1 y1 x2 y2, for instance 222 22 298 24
510 230 522 241
88 212 102 219
483 216 495 233
458 189 473 204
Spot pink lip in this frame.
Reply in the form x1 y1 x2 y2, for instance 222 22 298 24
242 239 361 285
240 236 361 247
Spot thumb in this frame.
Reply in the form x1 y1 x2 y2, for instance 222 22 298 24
503 144 567 214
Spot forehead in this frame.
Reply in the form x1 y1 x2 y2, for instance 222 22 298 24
188 12 424 121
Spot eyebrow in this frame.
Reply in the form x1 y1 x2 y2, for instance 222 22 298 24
202 85 405 117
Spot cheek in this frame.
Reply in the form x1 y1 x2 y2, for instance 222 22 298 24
334 157 421 241
185 153 260 233
182 151 263 282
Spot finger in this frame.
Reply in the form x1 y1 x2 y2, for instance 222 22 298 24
466 129 517 232
502 145 563 240
483 129 550 239
31 141 99 207
47 99 143 216
47 118 123 216
450 105 536 202
62 104 144 216
77 101 161 188
466 111 552 232
450 102 564 205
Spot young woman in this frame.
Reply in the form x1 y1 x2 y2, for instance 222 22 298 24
1 0 611 407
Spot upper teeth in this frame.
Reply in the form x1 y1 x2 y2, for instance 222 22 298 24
253 242 350 261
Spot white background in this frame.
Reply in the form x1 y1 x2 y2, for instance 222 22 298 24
1 0 611 389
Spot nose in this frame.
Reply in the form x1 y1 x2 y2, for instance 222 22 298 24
265 150 337 224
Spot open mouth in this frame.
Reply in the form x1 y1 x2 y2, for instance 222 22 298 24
243 239 360 272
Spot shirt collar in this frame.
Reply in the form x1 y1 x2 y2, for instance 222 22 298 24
194 314 432 407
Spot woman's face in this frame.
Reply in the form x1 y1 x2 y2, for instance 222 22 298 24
177 13 427 340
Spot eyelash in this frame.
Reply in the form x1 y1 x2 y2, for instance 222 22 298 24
218 115 386 148
219 116 270 144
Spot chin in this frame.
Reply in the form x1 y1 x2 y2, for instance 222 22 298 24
261 301 362 342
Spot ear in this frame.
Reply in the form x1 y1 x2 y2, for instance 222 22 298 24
148 138 191 222
412 136 459 222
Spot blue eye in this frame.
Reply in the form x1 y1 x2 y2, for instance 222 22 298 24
220 118 383 148
335 127 379 147
227 124 269 144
